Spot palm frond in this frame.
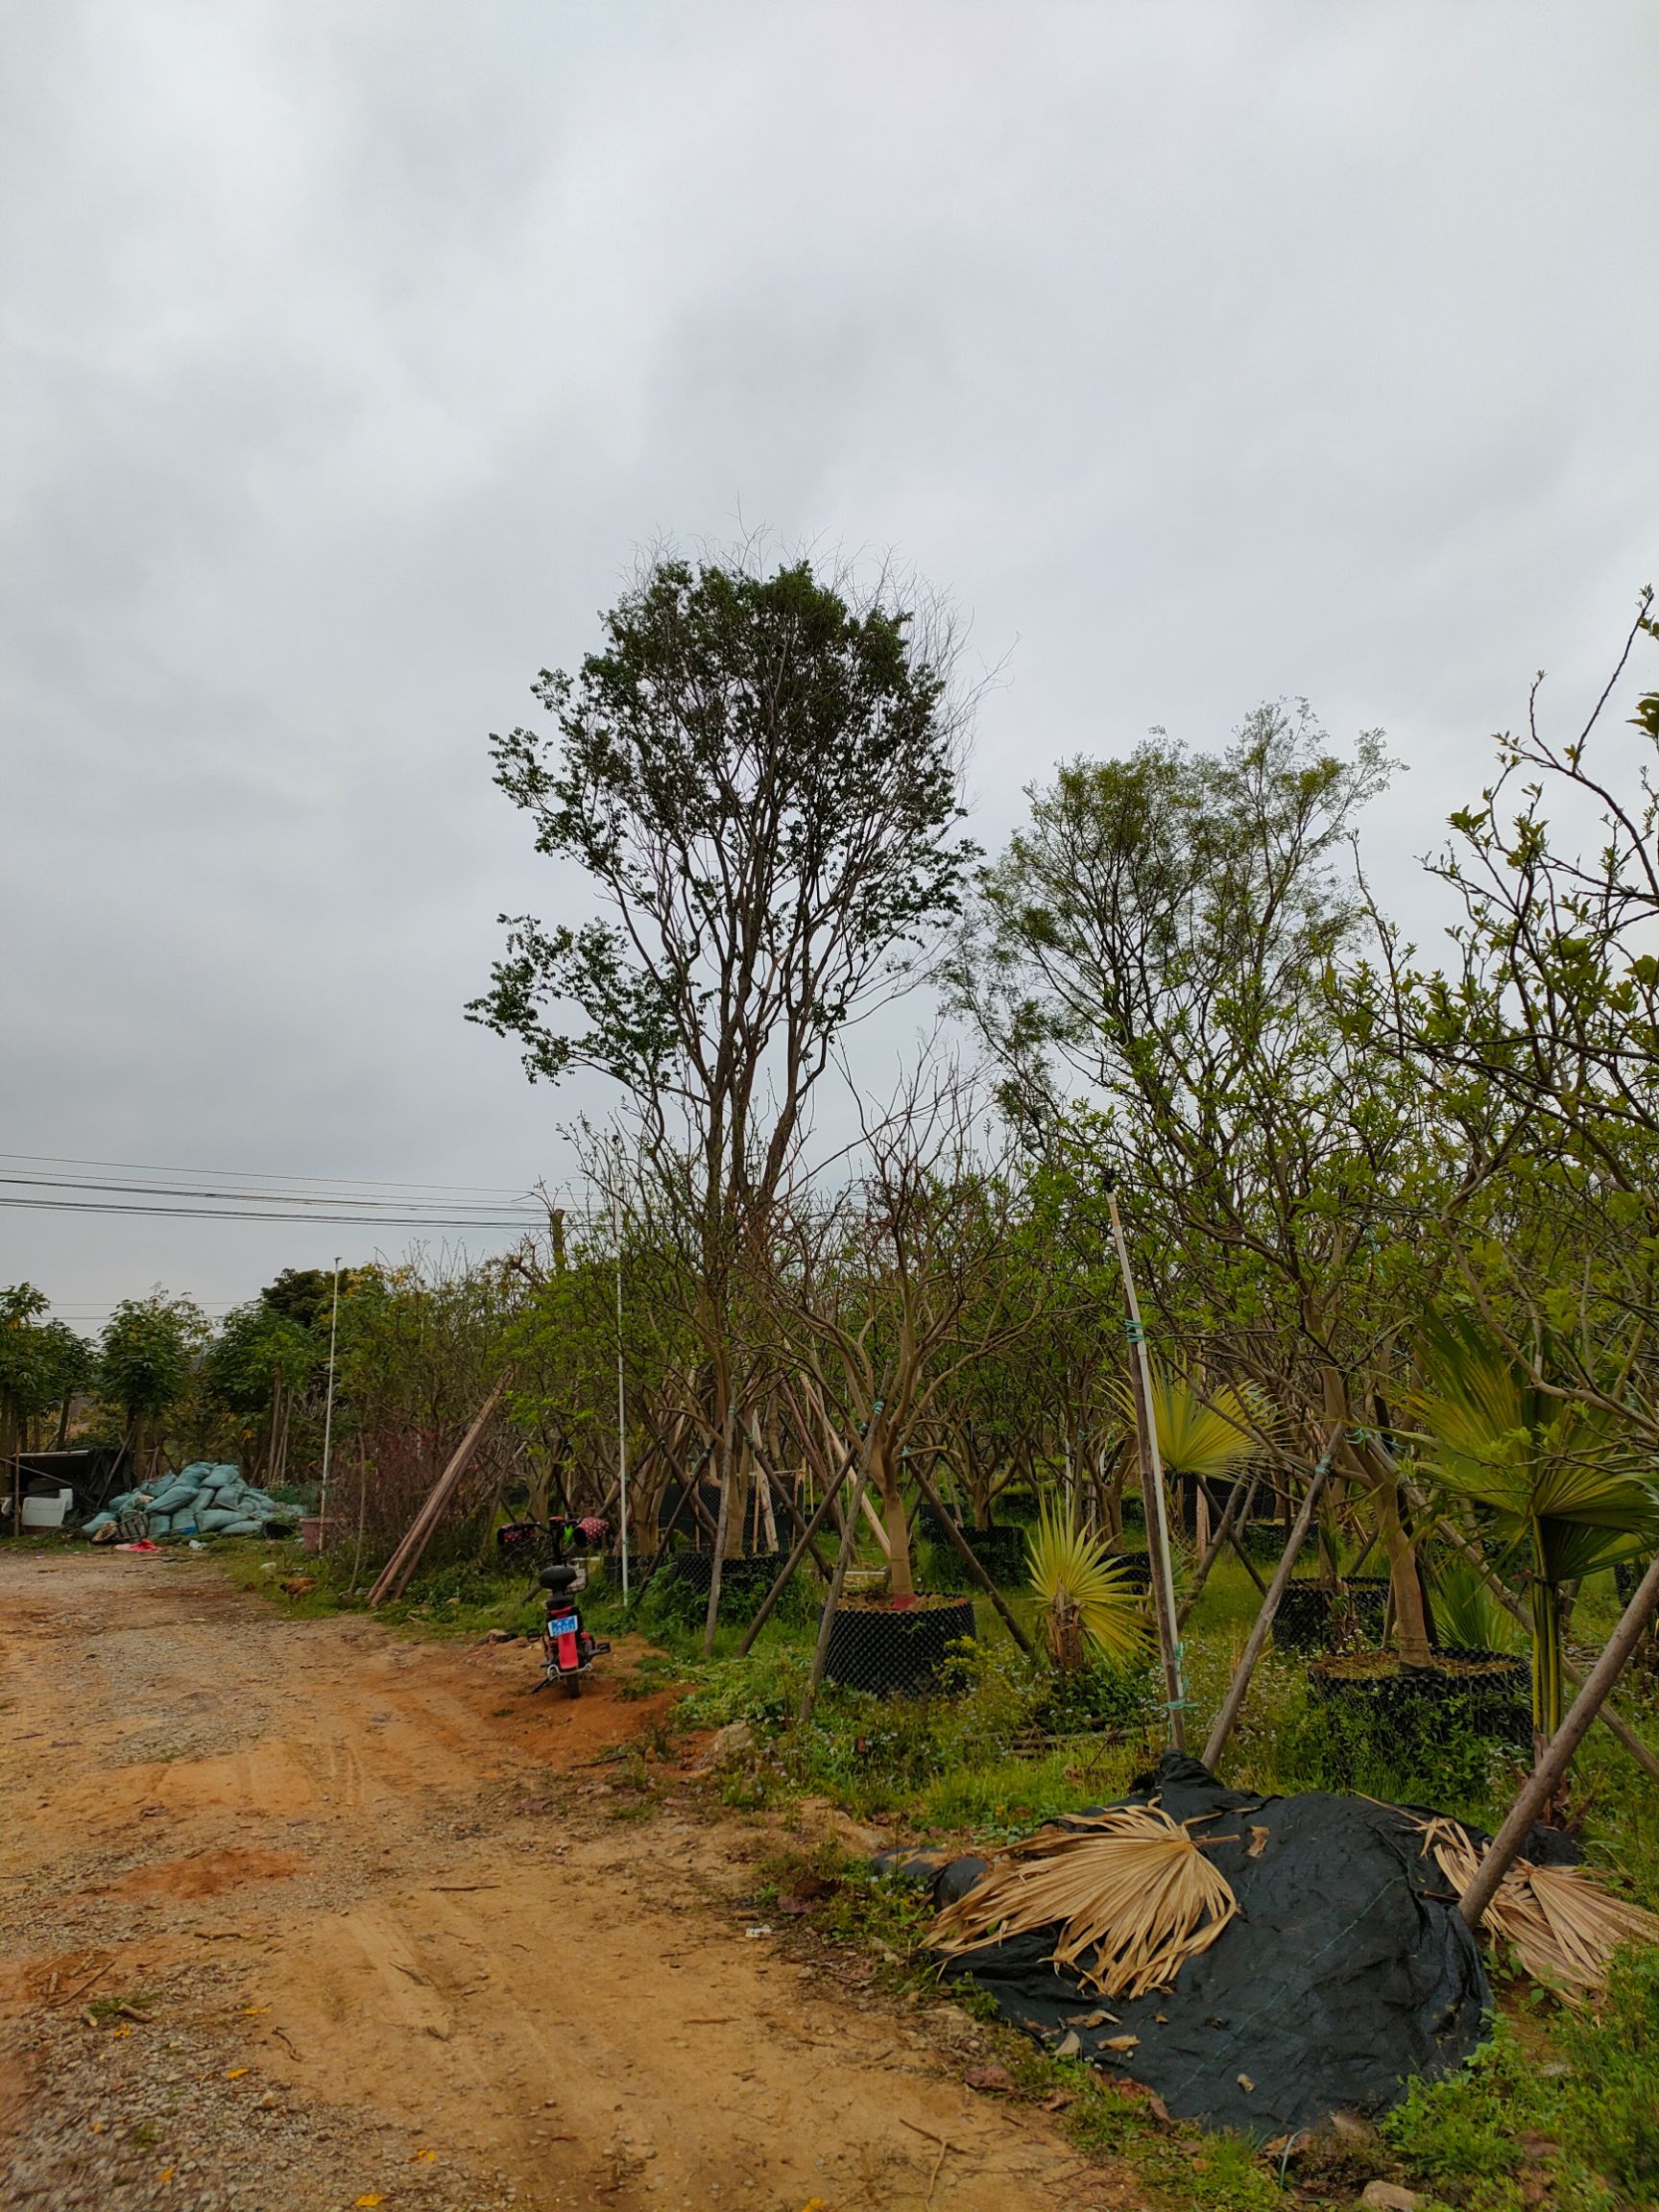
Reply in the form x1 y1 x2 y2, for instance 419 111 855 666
932 1806 1238 1997
1426 1551 1525 1653
1410 1311 1659 1585
1026 1503 1148 1664
1113 1366 1275 1481
1415 1815 1659 2002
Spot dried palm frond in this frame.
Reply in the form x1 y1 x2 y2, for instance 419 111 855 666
932 1805 1237 1998
1414 1815 1659 2001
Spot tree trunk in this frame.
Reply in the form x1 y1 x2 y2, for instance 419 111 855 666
1529 1577 1565 1751
882 1456 914 1600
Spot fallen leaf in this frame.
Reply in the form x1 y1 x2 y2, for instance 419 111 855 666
964 2063 1015 2092
1237 2072 1255 2093
1053 2030 1081 2058
225 2067 250 2080
1041 2088 1075 2112
1065 2008 1116 2028
1248 1825 1270 1859
110 2026 132 2039
1101 2034 1140 2054
156 2168 176 2185
241 2006 270 2016
355 2198 388 2208
410 2149 438 2162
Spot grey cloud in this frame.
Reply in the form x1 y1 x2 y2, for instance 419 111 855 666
2 0 1654 1326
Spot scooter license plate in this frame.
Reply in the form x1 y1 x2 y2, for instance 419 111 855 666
549 1615 579 1637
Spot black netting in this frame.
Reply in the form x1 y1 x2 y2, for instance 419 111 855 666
1273 1575 1389 1651
1108 1547 1152 1591
1241 1519 1291 1561
1310 1649 1530 1745
916 1499 957 1546
891 1752 1492 2140
959 1527 1028 1583
638 1551 784 1599
821 1597 977 1696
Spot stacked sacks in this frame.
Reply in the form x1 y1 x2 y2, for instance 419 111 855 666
83 1463 301 1542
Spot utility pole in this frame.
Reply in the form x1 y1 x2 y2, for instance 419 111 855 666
318 1259 342 1546
613 1140 629 1603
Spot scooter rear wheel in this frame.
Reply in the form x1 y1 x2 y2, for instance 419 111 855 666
562 1671 583 1699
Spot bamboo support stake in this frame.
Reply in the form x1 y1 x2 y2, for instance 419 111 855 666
1460 1548 1659 1930
735 1440 859 1658
367 1374 511 1607
799 1411 882 1725
1201 1444 1334 1770
1104 1180 1186 1750
1177 1473 1262 1629
701 1399 739 1657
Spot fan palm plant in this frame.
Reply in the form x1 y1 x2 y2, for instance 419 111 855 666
1113 1366 1274 1544
1408 1311 1659 1742
1142 1370 1271 1479
1026 1502 1148 1669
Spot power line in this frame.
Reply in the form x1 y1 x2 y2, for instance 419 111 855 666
0 1171 542 1216
0 1149 536 1199
0 1195 541 1229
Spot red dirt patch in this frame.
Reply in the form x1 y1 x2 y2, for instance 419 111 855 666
94 1847 302 1900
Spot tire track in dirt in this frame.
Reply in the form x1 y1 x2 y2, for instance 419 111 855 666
0 1551 1130 2211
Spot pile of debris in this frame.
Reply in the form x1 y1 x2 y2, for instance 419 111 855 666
82 1462 300 1544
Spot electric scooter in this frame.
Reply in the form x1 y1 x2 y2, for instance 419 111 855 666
530 1516 612 1698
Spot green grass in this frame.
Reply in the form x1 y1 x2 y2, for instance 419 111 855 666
1383 1949 1659 2209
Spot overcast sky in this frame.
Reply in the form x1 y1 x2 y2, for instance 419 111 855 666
3 0 1656 1334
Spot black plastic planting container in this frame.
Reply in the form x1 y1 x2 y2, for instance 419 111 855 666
1309 1647 1530 1746
821 1596 977 1697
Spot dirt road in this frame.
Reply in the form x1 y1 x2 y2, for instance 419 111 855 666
0 1551 1118 2212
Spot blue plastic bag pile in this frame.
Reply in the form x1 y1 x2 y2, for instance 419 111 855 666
83 1462 301 1542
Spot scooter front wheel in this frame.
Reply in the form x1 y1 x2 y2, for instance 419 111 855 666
562 1671 583 1699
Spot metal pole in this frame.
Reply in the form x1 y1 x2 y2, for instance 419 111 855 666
317 1257 341 1543
1104 1181 1186 1749
613 1142 629 1603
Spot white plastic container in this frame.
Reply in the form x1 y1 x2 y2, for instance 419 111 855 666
20 1487 72 1530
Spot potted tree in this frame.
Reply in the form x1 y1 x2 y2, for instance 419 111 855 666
789 1077 1040 1696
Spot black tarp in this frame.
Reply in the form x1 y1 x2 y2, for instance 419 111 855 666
886 1753 1493 2139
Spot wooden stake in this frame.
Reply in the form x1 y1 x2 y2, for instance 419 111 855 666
366 1374 511 1607
904 1454 1034 1658
1177 1473 1261 1629
1201 1444 1334 1770
735 1441 859 1658
1104 1183 1186 1750
1459 1548 1659 1930
799 1436 878 1725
